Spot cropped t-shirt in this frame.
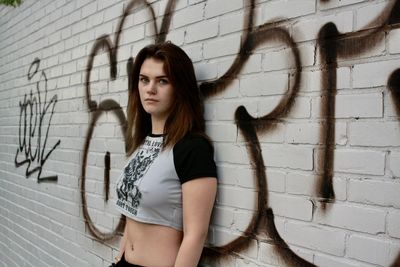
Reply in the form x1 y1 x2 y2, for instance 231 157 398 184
115 133 217 231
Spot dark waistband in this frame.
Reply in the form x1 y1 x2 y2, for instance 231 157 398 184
120 253 144 267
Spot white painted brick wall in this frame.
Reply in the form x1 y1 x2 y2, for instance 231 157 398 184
2 0 400 266
347 235 392 266
285 221 346 256
314 203 386 234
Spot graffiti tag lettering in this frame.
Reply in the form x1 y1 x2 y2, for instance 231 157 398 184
15 58 61 183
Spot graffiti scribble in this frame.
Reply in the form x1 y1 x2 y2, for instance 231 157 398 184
15 58 61 182
80 0 400 266
81 0 174 240
317 0 400 207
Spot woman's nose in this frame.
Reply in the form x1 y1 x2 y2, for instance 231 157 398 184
147 81 157 94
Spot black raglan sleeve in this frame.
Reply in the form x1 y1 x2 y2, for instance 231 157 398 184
173 134 217 184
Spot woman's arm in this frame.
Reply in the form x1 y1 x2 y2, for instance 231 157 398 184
174 177 217 267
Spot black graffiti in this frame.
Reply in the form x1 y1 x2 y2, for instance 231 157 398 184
200 8 311 263
81 0 178 240
203 0 400 266
81 0 400 266
15 58 61 182
317 1 400 207
389 68 400 117
81 100 127 240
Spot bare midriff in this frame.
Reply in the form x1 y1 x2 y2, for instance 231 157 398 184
124 217 183 267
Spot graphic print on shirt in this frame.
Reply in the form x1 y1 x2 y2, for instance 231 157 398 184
116 137 163 216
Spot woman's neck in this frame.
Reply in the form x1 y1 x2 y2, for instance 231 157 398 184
151 117 166 135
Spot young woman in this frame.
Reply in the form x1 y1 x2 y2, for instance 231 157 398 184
113 42 217 267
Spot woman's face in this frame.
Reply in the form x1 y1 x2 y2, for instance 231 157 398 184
138 58 174 122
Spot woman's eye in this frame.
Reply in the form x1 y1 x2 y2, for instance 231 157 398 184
140 77 149 83
159 79 169 85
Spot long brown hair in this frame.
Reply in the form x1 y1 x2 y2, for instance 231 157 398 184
126 42 206 156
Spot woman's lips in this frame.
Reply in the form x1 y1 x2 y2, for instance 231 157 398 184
145 98 158 103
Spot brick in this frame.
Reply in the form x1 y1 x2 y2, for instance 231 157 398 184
388 210 400 238
215 99 257 121
217 185 257 210
286 172 316 196
186 19 219 43
75 0 92 9
81 2 97 18
211 206 234 228
158 0 187 16
189 0 205 5
182 43 203 63
286 122 320 145
334 149 385 175
261 144 314 170
120 25 145 45
194 61 218 80
390 151 400 177
204 101 216 121
217 165 251 187
298 249 317 264
68 9 82 25
319 0 365 10
172 3 204 28
212 227 243 247
314 254 359 267
336 93 383 119
204 34 241 59
206 122 237 142
353 59 400 88
258 96 311 119
71 45 86 60
262 48 295 71
103 2 123 22
389 28 400 54
315 203 385 234
215 143 250 165
285 221 346 256
356 2 388 30
300 44 317 67
94 20 113 37
257 122 286 144
347 235 391 266
220 11 245 35
86 15 106 33
288 97 312 119
349 122 400 147
78 30 95 44
233 210 256 235
210 78 240 99
128 6 151 25
62 61 77 75
262 0 315 21
240 53 263 74
240 72 289 97
333 177 347 201
292 11 353 42
348 179 400 208
268 192 313 221
204 0 243 19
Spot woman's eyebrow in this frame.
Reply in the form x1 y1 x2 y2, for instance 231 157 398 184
139 73 168 79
